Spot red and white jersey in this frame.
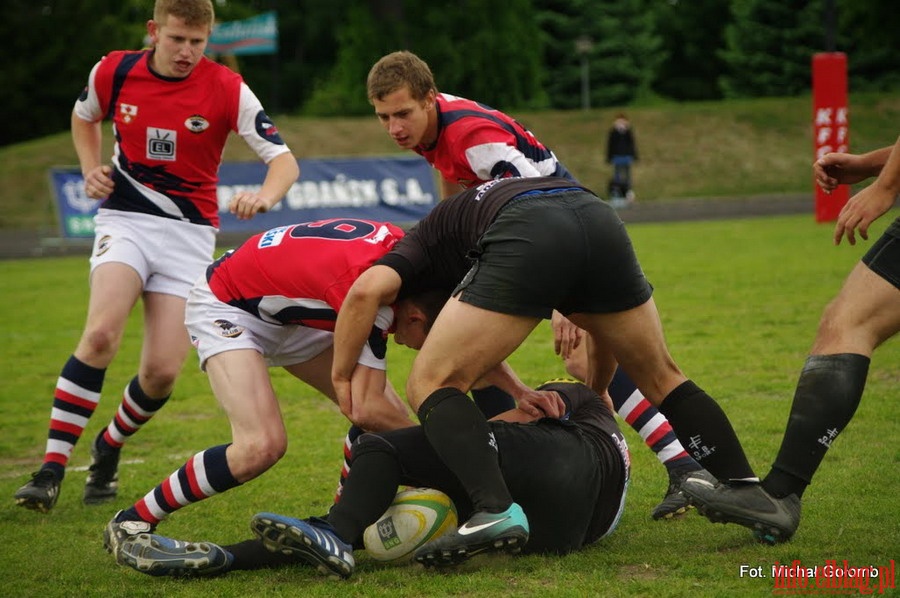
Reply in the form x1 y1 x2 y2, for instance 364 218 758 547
207 219 404 332
416 93 577 188
74 50 291 228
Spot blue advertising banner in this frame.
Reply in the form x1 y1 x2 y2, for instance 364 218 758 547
207 11 277 56
49 156 438 239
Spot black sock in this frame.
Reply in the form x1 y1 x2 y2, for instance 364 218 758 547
327 433 401 545
659 380 756 480
471 385 517 419
222 539 302 571
419 387 512 512
763 354 869 499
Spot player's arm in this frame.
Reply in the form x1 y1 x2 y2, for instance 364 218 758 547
231 83 299 219
461 127 544 181
476 361 566 418
815 144 895 192
342 364 416 432
833 135 900 246
332 265 403 411
230 152 299 220
71 109 113 200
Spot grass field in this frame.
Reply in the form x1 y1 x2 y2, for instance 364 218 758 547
1 212 897 597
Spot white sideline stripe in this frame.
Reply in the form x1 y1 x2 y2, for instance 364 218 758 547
4 453 194 480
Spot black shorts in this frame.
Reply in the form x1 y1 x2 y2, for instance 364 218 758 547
862 216 900 288
382 419 626 555
454 190 653 319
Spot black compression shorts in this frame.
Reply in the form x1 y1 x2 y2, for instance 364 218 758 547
453 189 653 319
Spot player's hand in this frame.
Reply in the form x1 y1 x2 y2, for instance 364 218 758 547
515 388 566 419
84 164 113 199
833 181 897 245
814 152 869 193
229 192 271 220
551 310 582 358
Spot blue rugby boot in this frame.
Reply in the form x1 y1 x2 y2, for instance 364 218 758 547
119 533 234 577
251 512 354 579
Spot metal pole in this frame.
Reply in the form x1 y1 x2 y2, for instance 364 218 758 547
581 55 590 111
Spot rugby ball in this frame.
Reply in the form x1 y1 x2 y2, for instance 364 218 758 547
363 487 457 563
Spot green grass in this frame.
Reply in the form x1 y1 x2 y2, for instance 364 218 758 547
4 93 900 230
1 213 898 597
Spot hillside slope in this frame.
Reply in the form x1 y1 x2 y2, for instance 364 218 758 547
3 93 899 231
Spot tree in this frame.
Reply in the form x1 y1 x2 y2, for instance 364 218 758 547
836 0 900 91
652 0 730 101
302 0 546 116
535 0 665 109
0 0 146 146
719 0 825 98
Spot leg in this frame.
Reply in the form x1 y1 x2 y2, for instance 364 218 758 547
407 296 539 511
15 263 141 512
765 262 900 498
407 298 535 566
570 298 756 481
86 291 192 505
108 349 284 532
683 261 900 544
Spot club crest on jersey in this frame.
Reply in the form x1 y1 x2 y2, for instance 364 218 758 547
185 114 209 134
146 127 176 161
120 103 138 123
214 319 244 338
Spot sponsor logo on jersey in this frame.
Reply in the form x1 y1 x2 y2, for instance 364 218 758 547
258 226 289 248
184 114 209 134
146 127 176 161
95 235 112 256
214 319 244 338
120 103 138 124
255 110 285 145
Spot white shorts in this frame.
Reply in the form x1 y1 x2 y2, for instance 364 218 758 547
185 277 336 370
89 209 217 298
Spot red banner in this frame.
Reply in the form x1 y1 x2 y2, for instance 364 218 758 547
812 53 849 222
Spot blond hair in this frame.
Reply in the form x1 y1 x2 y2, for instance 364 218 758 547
154 0 215 28
367 51 437 103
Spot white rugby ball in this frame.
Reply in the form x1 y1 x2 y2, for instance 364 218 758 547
363 487 457 563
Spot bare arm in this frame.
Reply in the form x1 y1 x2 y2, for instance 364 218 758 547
340 364 416 431
332 265 402 410
71 110 113 199
815 144 895 192
229 152 299 219
833 136 900 246
476 361 566 418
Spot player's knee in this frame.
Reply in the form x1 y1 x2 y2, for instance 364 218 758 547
350 432 396 464
137 366 179 397
812 299 860 352
232 434 287 480
79 327 121 361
